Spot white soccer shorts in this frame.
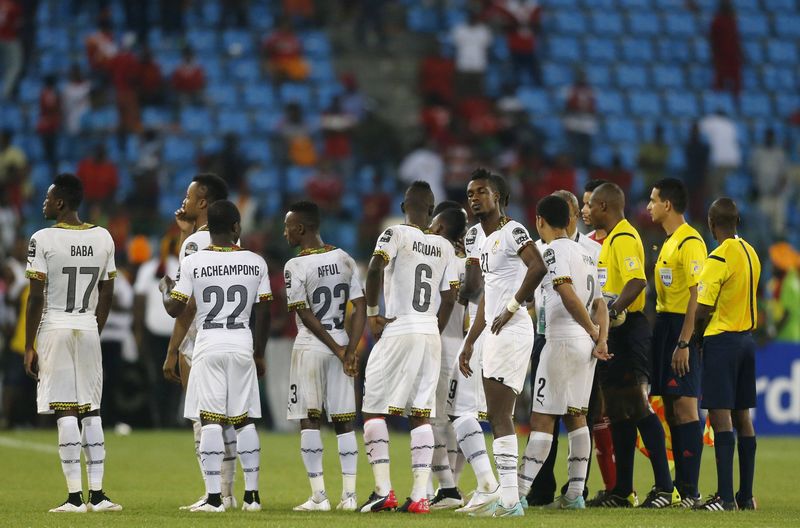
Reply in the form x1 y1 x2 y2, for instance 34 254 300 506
184 350 262 425
433 334 463 424
36 328 103 414
286 344 356 423
445 332 487 421
482 328 534 395
532 336 596 416
179 326 197 365
362 333 440 418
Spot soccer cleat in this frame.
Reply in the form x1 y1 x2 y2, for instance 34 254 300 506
589 493 633 508
492 501 525 517
736 493 757 510
87 499 123 512
359 490 398 512
639 487 679 509
545 495 586 510
397 497 430 513
455 485 501 513
190 501 226 513
467 500 497 517
336 494 358 511
242 501 262 512
222 495 238 510
628 490 640 507
679 494 703 509
585 489 609 507
179 495 207 511
694 494 736 511
430 487 464 510
293 496 331 511
519 496 529 509
49 501 87 513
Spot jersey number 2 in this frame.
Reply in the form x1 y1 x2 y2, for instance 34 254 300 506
312 284 349 330
62 266 100 313
202 285 248 330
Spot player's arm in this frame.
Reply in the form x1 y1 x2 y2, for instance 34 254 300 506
458 263 483 306
692 252 726 348
344 297 366 376
253 299 271 378
491 242 547 334
590 296 611 360
23 278 45 380
459 295 485 377
693 302 713 347
365 254 393 339
95 279 115 334
673 284 699 376
161 275 188 317
437 286 456 333
296 307 346 360
611 278 647 314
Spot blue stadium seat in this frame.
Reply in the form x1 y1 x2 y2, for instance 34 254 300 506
582 0 615 11
207 84 239 108
201 1 222 26
743 41 764 63
517 88 550 115
83 107 118 132
317 84 343 110
767 40 799 64
17 77 42 105
655 0 684 8
241 139 272 165
657 40 690 63
180 107 213 135
243 85 276 108
769 0 799 12
665 93 699 118
217 111 252 135
621 38 654 63
762 65 796 91
652 65 685 89
163 136 196 165
620 0 652 10
590 13 624 35
229 58 261 82
596 92 626 115
491 37 509 61
628 92 662 118
691 38 710 62
740 94 772 118
663 14 697 37
775 16 800 38
604 118 638 144
554 12 588 34
248 169 281 195
310 60 336 83
36 27 69 50
142 107 171 128
542 63 572 87
222 30 254 56
688 65 711 90
615 65 648 89
202 57 225 83
279 83 313 107
584 38 616 62
249 5 274 31
302 32 332 59
549 37 581 63
253 109 282 133
407 6 437 33
286 166 313 195
186 28 217 53
585 65 611 87
626 13 660 36
733 0 761 12
738 14 769 38
775 94 799 116
701 91 736 115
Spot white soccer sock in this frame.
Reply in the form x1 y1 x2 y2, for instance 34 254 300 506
493 435 520 508
200 424 224 495
337 431 358 497
81 416 105 491
453 450 466 486
221 424 237 498
192 420 206 488
445 422 461 482
432 423 455 489
300 429 326 501
236 423 260 492
57 416 83 493
363 418 392 496
453 415 497 492
410 424 434 501
518 431 553 499
566 427 590 500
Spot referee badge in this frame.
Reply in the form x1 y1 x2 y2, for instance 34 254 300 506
660 267 673 286
691 260 701 275
597 267 608 286
624 256 640 271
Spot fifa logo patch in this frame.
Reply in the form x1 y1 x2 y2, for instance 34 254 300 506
660 267 673 287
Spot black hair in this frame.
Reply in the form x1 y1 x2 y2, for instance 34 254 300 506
584 178 608 194
709 198 739 230
436 207 468 242
536 195 570 229
288 200 321 231
433 200 463 217
490 173 510 207
52 173 83 210
404 181 434 213
653 178 688 213
193 173 229 204
469 168 497 191
207 200 241 235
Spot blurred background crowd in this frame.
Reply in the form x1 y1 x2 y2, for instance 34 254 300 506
1 0 799 430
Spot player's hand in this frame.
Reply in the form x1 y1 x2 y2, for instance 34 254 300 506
343 350 359 378
175 208 194 234
254 356 266 378
162 349 181 384
333 345 346 363
671 346 690 377
491 309 513 334
459 343 474 377
367 315 395 340
24 347 38 381
159 275 175 294
589 324 600 343
592 339 612 361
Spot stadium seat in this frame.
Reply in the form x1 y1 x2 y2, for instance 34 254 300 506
767 40 798 64
253 109 282 133
317 84 343 109
248 168 281 195
655 0 684 9
242 139 272 165
229 58 261 83
491 37 510 62
687 65 711 90
548 37 581 63
302 32 332 59
663 14 697 37
554 12 588 34
691 38 710 62
626 12 660 36
775 15 800 38
584 38 617 63
202 57 225 83
628 92 662 118
657 40 690 63
83 107 118 132
286 166 313 195
279 83 313 107
743 41 764 63
619 0 651 9
180 107 213 135
701 91 736 115
652 65 685 89
517 88 550 115
665 92 699 118
740 94 773 118
17 77 42 105
186 28 217 53
604 117 638 144
615 65 648 89
243 85 276 108
621 38 654 63
222 29 254 56
590 13 624 36
310 60 336 83
585 65 611 87
762 65 797 91
542 63 572 87
596 92 626 115
249 5 274 32
207 84 239 108
738 14 769 38
163 136 196 165
733 0 761 12
769 0 799 12
201 1 222 26
217 111 252 135
775 94 799 116
36 27 69 50
142 107 171 128
407 6 437 33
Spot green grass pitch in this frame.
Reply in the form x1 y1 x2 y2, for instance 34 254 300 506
1 429 799 527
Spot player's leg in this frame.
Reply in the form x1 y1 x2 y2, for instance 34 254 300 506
430 348 458 504
220 423 237 507
333 419 358 510
562 415 591 507
732 334 757 510
519 412 557 501
328 353 359 510
587 376 616 504
232 354 262 512
525 334 559 506
233 418 261 511
669 394 704 507
178 352 206 508
483 377 522 515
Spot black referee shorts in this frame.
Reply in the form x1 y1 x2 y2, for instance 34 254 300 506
598 311 651 388
700 331 756 410
651 312 701 398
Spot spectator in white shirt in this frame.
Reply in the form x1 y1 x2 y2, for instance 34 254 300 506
751 128 789 235
398 139 446 203
450 10 492 98
699 109 741 196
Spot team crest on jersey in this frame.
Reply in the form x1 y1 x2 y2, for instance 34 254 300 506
379 229 393 243
185 242 198 256
624 256 640 271
492 239 501 254
28 239 36 258
465 228 476 246
543 248 556 266
660 267 673 287
284 269 292 289
691 260 701 275
512 227 530 245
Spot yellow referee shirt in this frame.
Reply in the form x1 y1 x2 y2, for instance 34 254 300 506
597 218 647 313
697 236 761 336
655 223 707 314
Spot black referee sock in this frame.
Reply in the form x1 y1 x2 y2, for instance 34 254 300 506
678 421 704 498
637 413 673 492
669 424 685 495
736 435 756 501
610 419 636 496
714 431 735 503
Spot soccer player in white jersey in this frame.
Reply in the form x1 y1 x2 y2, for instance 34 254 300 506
24 174 121 513
360 181 458 514
161 200 270 513
519 195 611 510
426 201 468 509
163 174 240 509
522 190 602 505
458 171 547 517
282 201 367 512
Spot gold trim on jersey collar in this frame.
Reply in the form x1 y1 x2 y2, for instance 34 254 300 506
196 225 209 232
404 223 433 234
498 216 510 228
205 244 242 252
298 244 337 257
53 222 95 230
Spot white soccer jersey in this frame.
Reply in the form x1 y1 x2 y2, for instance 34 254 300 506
171 247 272 358
373 224 459 338
464 223 486 326
26 223 116 332
479 219 534 333
284 246 364 349
541 238 601 340
441 248 466 342
177 227 211 279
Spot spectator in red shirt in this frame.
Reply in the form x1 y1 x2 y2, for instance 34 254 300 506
0 0 22 99
171 46 205 106
261 17 309 85
110 35 141 138
35 74 61 172
710 0 742 96
562 69 597 168
420 54 455 105
305 160 344 212
320 95 356 168
77 143 119 208
507 20 541 86
605 154 633 195
138 47 164 106
85 16 118 85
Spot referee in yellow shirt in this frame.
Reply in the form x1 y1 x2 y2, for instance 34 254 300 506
647 178 707 508
693 198 760 512
587 183 675 508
